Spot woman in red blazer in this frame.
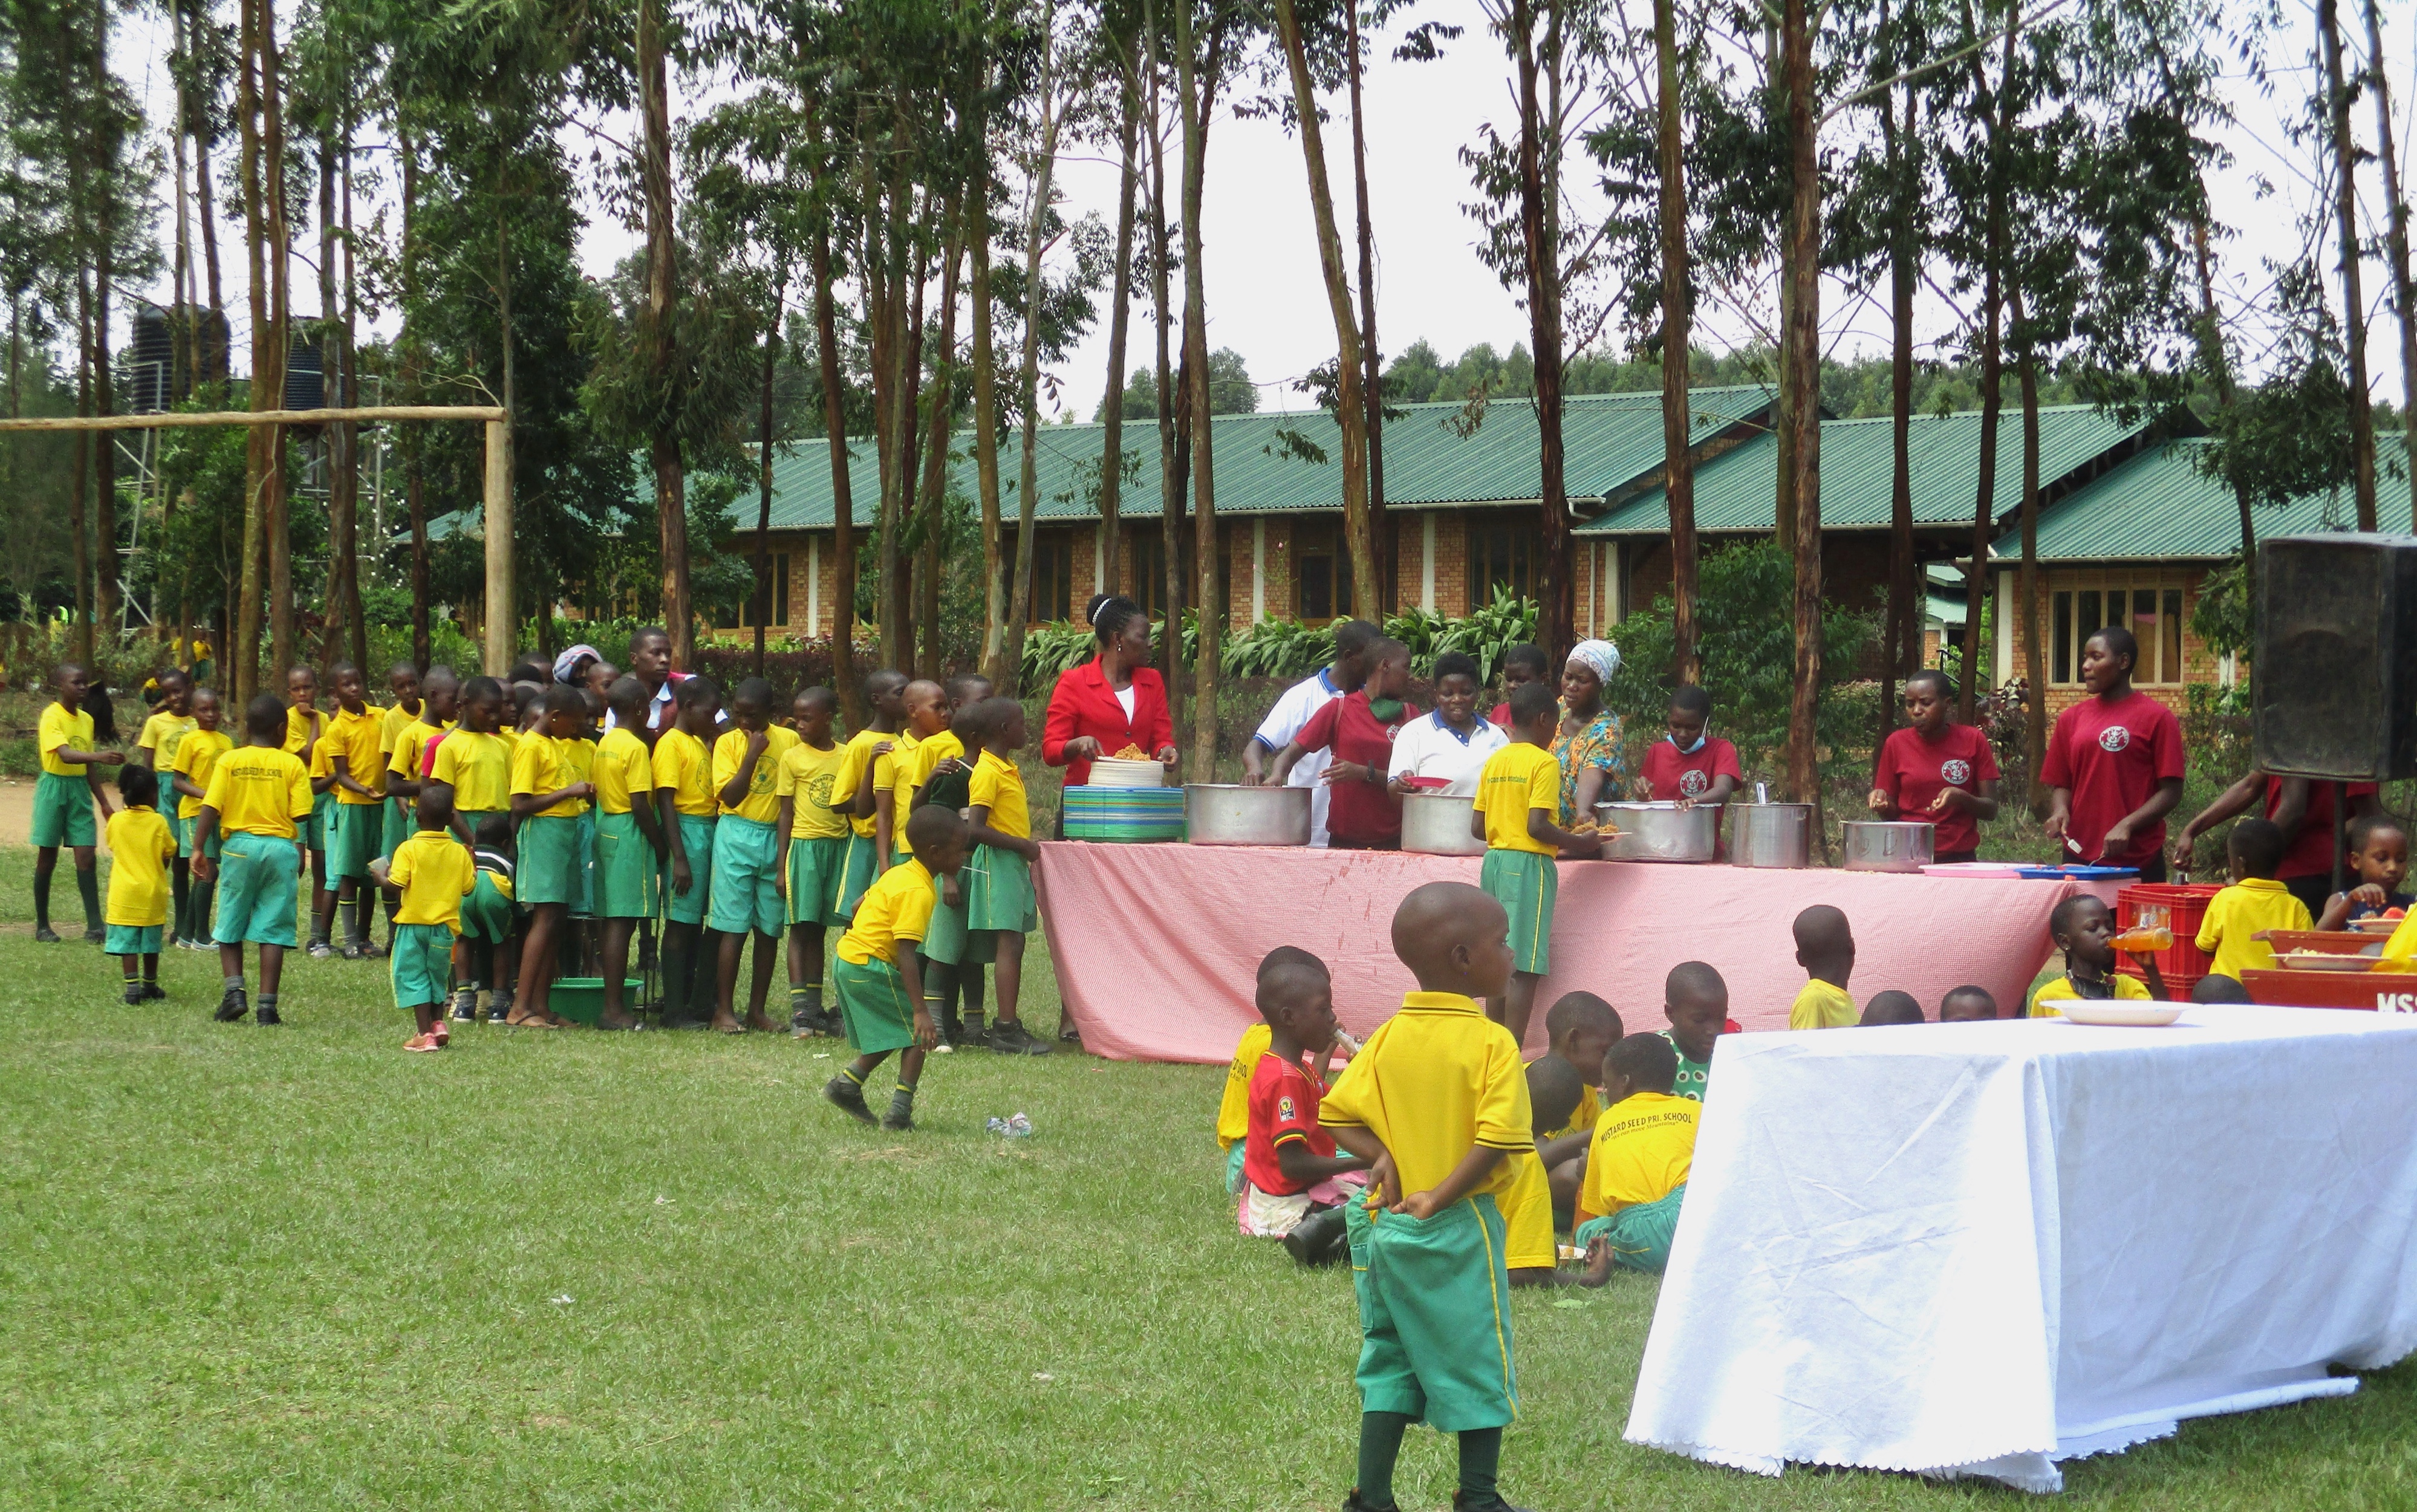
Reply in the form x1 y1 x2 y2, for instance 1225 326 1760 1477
1043 594 1179 788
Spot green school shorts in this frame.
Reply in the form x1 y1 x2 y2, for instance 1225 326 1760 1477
666 814 715 926
708 815 782 937
302 790 334 852
573 811 597 918
786 835 848 927
920 880 971 965
461 873 515 944
390 921 456 1008
593 810 660 920
164 809 190 858
1575 1183 1688 1276
326 800 383 881
382 796 412 862
105 923 162 956
212 832 302 948
1479 847 1557 976
515 814 585 907
965 845 1037 935
1346 1192 1518 1432
834 954 918 1055
833 832 883 920
31 770 96 849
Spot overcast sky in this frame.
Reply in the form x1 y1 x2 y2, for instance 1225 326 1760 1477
108 0 2401 416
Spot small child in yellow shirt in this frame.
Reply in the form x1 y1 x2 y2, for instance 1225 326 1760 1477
1575 1034 1701 1280
823 805 972 1131
371 788 479 1053
1469 681 1602 1045
2030 894 2168 1016
1788 904 1858 1029
103 766 177 1004
965 697 1050 1055
2195 817 2314 981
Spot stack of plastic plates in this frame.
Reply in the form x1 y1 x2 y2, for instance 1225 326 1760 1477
1062 785 1186 842
1086 756 1166 788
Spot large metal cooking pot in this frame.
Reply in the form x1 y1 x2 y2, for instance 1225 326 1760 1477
1183 784 1313 846
1842 820 1935 873
1593 801 1719 863
1732 803 1812 868
1401 792 1485 855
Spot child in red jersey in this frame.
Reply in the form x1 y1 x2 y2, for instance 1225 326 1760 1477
1238 952 1367 1262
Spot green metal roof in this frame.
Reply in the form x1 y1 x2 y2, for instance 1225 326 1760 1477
1577 403 2174 536
1989 435 2412 562
758 385 1776 529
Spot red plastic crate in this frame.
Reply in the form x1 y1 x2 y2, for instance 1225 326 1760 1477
2113 882 2223 995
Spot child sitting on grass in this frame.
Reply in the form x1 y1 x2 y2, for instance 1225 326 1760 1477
1858 990 1925 1026
1470 680 1602 1044
1576 1034 1700 1281
1939 985 1999 1022
1537 990 1621 1223
2030 894 2168 1016
824 805 970 1131
1501 1054 1586 1288
2315 815 2413 930
374 789 477 1053
1320 880 1531 1512
103 765 175 1004
1218 946 1332 1192
1237 953 1367 1256
1659 961 1728 1100
1789 904 1858 1029
2194 817 2312 981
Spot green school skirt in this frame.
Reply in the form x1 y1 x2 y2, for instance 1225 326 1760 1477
516 813 585 907
834 954 918 1055
965 845 1036 935
212 833 301 948
592 810 659 920
390 921 457 1007
1479 847 1557 976
1575 1183 1687 1276
31 770 96 848
1345 1193 1518 1432
666 814 715 926
326 800 383 881
786 835 848 927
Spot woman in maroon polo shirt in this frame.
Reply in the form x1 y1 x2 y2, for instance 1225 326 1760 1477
1042 594 1179 791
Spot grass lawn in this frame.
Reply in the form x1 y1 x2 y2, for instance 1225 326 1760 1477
5 843 2416 1510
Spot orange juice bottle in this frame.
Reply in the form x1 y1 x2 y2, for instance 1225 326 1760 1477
2110 925 2173 953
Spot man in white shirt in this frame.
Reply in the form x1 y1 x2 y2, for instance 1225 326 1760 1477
1387 652 1509 795
605 626 678 733
1240 620 1379 847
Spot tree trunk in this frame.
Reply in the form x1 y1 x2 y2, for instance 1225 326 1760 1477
339 109 365 673
489 210 518 673
2363 0 2417 518
401 128 430 672
2013 288 2046 811
71 283 92 667
1345 0 1388 614
1511 0 1572 657
1144 0 1183 715
1959 13 2014 724
1006 0 1065 686
754 285 783 678
2190 215 2257 611
1655 0 1697 681
1781 0 1822 811
916 224 965 678
190 0 226 378
2321 0 2378 530
893 239 928 669
814 217 862 724
1881 34 1918 742
261 0 291 680
235 0 270 705
639 0 691 662
1175 0 1220 770
972 164 1008 692
319 129 353 669
169 0 195 394
1098 41 1140 602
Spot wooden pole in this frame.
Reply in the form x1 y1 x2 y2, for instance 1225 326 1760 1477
0 404 506 431
484 418 512 674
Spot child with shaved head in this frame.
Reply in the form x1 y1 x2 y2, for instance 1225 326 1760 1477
1320 880 1531 1512
1576 1033 1700 1280
1789 904 1858 1030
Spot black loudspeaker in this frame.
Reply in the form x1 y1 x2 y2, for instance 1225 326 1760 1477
2253 533 2417 782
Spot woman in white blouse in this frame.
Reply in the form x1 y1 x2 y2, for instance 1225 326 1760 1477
1387 652 1509 796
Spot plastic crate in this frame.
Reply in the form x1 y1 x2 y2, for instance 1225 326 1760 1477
548 977 642 1028
2113 882 2223 996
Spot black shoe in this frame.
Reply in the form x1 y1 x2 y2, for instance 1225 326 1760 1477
255 1004 283 1026
1450 1493 1530 1512
1283 1205 1352 1268
986 1020 1053 1056
451 991 480 1024
360 939 387 959
82 927 106 944
789 1004 820 1036
1342 1493 1400 1512
824 1076 876 1124
486 996 515 1025
213 989 249 1023
662 1013 711 1031
880 1094 914 1132
33 926 60 943
122 982 145 1005
140 983 166 1002
1058 1018 1083 1043
338 941 366 962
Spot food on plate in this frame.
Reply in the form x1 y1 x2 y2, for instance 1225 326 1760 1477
1111 743 1150 760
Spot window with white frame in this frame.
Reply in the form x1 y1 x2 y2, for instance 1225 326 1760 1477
2049 576 2185 685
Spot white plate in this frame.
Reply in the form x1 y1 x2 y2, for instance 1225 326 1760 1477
2353 917 2405 934
2280 953 2378 973
2057 1002 2184 1027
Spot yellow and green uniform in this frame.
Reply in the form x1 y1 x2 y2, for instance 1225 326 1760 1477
830 725 902 918
2194 877 2314 981
388 827 478 1006
509 733 594 907
31 701 100 849
652 727 717 926
431 729 513 834
1789 979 1857 1031
708 725 800 937
170 727 234 831
103 805 176 956
833 855 937 1054
1473 741 1563 976
1320 990 1531 1432
200 745 314 947
313 704 388 880
591 726 659 920
284 705 335 851
965 748 1036 935
1573 1091 1699 1275
1218 1020 1276 1192
137 709 200 848
776 738 851 927
902 731 972 958
2029 970 2151 1019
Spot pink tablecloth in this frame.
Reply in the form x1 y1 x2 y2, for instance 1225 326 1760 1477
1033 843 2088 1063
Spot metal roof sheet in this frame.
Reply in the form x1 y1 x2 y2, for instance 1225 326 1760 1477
1988 435 2410 562
1577 404 2162 536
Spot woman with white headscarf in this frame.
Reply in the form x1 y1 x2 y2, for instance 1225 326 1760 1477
1554 639 1627 823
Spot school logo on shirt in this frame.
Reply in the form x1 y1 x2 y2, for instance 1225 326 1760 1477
807 771 834 808
2098 727 2132 754
1678 768 1708 797
1277 1095 1296 1122
1940 758 1972 786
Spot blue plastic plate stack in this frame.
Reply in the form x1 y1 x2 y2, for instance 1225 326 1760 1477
1063 758 1185 842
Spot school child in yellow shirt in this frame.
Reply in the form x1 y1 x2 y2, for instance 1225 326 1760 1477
1500 1054 1586 1288
1538 990 1622 1224
775 686 849 1036
1789 904 1859 1029
829 669 910 917
132 667 198 941
2195 817 2315 981
823 805 971 1131
455 814 522 1024
506 685 597 1030
168 689 233 949
909 679 997 1045
1319 880 1532 1512
1575 1034 1701 1280
1468 680 1602 1044
281 665 338 946
384 667 458 950
2029 893 2168 1016
194 693 316 1025
703 677 801 1033
31 661 125 943
1218 946 1333 1193
593 677 666 1033
651 676 723 1029
103 766 177 1004
965 697 1052 1055
310 663 391 959
431 676 513 849
371 789 479 1053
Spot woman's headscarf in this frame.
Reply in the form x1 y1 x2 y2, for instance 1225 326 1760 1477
552 644 601 684
1566 639 1621 686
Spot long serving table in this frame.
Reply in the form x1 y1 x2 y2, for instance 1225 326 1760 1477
1624 1005 2417 1491
1031 842 2100 1062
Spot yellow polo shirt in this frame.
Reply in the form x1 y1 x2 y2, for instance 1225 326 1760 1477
201 745 315 839
1319 991 1532 1201
103 806 176 926
2029 972 2151 1019
837 856 937 969
389 828 478 932
379 699 424 756
776 739 853 840
313 704 388 803
1576 1091 1700 1225
712 724 801 825
431 730 514 813
968 749 1030 840
829 727 900 839
170 728 233 820
511 733 594 819
1474 742 1560 855
388 719 455 785
282 704 322 758
136 710 197 772
2194 877 2314 981
652 727 717 817
1790 979 1858 1030
592 727 654 816
37 702 94 776
1543 1082 1602 1143
1217 1020 1275 1151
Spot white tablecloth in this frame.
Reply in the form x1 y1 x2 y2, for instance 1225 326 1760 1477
1625 1005 2417 1491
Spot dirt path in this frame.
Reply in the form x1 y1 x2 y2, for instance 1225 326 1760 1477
0 776 119 853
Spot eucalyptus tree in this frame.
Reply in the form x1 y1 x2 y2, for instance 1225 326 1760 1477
2315 0 2374 529
2360 0 2416 513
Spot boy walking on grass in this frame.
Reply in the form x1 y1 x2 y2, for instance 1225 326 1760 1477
103 766 175 1002
1320 880 1532 1512
192 693 315 1025
373 790 478 1053
32 662 124 943
824 805 970 1131
1469 680 1601 1044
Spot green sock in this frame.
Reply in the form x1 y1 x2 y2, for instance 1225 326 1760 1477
802 978 822 1011
1355 1412 1410 1509
1456 1427 1503 1507
76 868 102 931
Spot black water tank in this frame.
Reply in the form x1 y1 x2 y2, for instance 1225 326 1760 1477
2253 533 2417 782
283 331 324 410
129 307 176 412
